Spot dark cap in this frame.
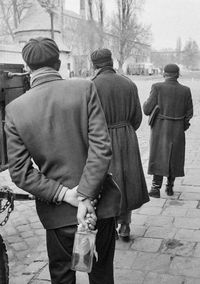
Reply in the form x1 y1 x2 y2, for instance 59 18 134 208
91 48 112 65
164 64 179 73
22 37 60 69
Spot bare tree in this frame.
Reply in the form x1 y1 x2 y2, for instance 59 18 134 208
175 37 182 64
95 0 104 27
0 0 31 42
86 0 95 51
83 0 105 52
87 0 93 20
183 39 200 70
38 0 60 39
12 0 18 28
111 0 151 71
95 0 104 48
0 0 15 40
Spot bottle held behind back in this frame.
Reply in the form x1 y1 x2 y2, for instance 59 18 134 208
71 224 98 273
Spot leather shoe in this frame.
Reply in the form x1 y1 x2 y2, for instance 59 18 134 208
165 186 174 196
149 188 160 198
115 230 119 240
119 224 130 242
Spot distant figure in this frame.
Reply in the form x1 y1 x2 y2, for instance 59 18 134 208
66 68 70 78
143 64 193 198
91 48 149 241
70 70 74 77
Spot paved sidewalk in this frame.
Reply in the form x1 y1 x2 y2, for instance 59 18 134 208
30 105 200 284
0 78 199 284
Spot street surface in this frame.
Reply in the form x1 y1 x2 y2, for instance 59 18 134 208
0 74 200 284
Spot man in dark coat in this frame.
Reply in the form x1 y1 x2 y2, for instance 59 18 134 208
143 64 193 198
5 37 121 284
91 48 149 241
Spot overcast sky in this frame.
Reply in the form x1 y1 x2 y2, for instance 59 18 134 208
65 0 200 50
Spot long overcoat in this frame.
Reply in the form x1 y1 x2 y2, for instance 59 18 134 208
143 77 193 177
92 67 149 214
5 72 115 229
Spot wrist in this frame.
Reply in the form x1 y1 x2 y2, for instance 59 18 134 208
57 186 69 203
77 195 88 202
62 187 71 203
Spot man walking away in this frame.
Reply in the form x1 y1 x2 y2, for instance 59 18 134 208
143 64 193 198
91 48 149 241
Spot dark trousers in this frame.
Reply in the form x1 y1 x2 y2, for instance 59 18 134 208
117 211 132 224
46 217 116 284
152 175 175 188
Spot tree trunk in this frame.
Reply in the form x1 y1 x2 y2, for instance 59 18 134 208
118 61 123 73
49 11 54 40
12 0 18 28
59 0 64 40
88 0 93 20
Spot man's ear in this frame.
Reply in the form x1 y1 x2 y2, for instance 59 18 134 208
54 59 61 71
25 65 32 73
92 63 97 70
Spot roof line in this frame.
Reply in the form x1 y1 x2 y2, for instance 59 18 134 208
15 29 61 34
0 49 21 54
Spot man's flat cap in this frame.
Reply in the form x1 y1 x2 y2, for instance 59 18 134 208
164 64 179 73
22 37 60 68
91 48 112 65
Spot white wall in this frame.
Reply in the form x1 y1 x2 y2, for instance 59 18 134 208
0 45 24 65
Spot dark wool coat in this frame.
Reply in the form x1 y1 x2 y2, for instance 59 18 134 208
5 73 114 229
143 77 193 177
92 67 149 214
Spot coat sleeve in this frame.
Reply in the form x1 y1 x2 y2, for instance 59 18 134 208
143 84 158 115
130 83 142 130
184 88 193 131
77 82 112 199
5 108 62 202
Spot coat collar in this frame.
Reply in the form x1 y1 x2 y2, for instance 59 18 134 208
165 77 178 83
30 67 63 88
91 66 116 80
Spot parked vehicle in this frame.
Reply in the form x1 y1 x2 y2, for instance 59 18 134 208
0 63 30 169
0 186 34 283
0 64 30 283
127 62 154 75
0 228 9 284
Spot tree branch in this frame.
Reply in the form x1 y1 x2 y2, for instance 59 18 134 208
0 0 14 40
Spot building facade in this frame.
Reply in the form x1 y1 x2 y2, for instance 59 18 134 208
1 0 151 76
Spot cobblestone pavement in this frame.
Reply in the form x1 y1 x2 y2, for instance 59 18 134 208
0 77 200 284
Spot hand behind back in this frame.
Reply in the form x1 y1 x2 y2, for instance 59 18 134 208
62 185 98 229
